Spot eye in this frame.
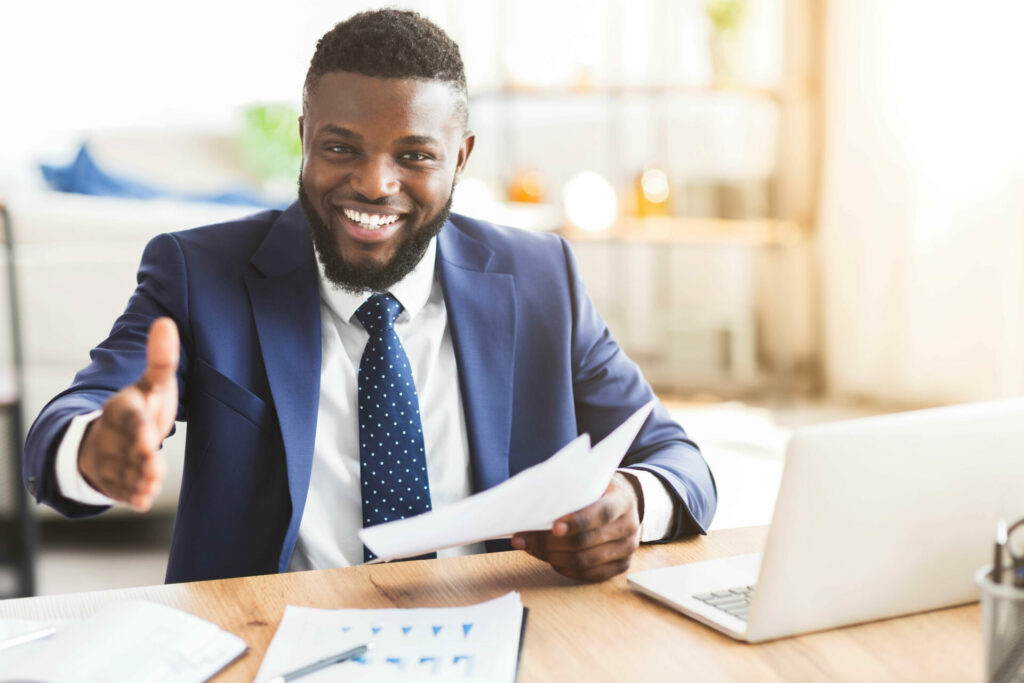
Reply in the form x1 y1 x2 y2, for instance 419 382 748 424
400 151 432 162
326 144 356 155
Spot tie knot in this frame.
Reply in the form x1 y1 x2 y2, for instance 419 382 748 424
355 293 403 335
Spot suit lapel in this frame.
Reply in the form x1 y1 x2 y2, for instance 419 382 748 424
438 221 517 493
244 204 322 571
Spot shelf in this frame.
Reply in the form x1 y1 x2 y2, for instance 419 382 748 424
470 82 786 103
560 217 805 247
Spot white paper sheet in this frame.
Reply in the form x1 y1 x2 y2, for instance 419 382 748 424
255 592 524 683
0 601 246 683
359 400 655 561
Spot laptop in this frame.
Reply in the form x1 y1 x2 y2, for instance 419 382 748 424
628 398 1024 643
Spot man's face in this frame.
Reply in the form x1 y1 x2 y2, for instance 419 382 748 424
299 71 474 292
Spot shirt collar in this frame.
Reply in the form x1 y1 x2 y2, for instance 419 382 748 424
316 236 438 325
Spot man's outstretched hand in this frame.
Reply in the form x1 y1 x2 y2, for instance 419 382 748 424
510 473 641 582
78 317 179 511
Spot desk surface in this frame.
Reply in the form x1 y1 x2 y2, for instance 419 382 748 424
0 526 981 682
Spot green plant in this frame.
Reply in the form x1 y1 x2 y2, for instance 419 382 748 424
240 103 302 182
705 0 748 36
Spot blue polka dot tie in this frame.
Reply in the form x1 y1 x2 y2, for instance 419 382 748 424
355 293 434 562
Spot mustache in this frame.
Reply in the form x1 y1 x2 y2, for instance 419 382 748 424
332 191 405 210
295 175 405 211
346 192 393 205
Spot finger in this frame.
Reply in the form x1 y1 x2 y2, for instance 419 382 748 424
138 317 180 394
143 449 167 488
514 501 637 556
90 439 155 501
553 476 637 537
510 531 549 561
544 538 638 582
106 390 161 465
95 452 161 510
91 456 150 503
557 556 634 582
126 418 165 509
82 396 165 505
511 532 547 559
539 511 638 552
133 406 162 460
129 486 159 512
553 495 627 538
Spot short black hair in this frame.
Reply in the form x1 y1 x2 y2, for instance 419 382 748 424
303 8 468 127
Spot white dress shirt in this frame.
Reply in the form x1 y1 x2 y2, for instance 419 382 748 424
54 237 676 567
289 238 483 568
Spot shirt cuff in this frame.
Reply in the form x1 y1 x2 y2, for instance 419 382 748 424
55 410 116 506
618 468 675 542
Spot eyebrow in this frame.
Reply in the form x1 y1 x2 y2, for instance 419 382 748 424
320 124 361 139
396 135 440 146
317 126 440 147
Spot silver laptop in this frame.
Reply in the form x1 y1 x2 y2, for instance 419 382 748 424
628 398 1024 643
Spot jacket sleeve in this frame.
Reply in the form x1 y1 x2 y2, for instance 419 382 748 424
561 237 717 537
22 233 191 518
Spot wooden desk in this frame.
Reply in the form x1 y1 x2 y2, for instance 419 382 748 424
0 527 982 681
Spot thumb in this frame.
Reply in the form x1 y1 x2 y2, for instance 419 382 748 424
138 317 180 394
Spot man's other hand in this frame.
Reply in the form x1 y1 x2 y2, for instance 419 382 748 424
77 317 179 511
510 473 641 582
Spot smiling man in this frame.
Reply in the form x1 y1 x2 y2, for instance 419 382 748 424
298 70 470 294
24 9 716 583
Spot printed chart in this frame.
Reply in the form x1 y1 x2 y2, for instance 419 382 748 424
256 592 524 682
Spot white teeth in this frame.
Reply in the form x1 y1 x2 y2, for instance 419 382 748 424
343 209 400 230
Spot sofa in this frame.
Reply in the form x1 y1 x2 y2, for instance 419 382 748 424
5 131 268 518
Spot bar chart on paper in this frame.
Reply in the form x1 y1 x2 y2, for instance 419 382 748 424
255 592 525 682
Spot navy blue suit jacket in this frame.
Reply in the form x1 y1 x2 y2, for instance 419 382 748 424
24 203 716 583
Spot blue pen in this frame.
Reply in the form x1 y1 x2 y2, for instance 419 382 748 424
0 625 57 652
267 643 371 683
1009 519 1024 588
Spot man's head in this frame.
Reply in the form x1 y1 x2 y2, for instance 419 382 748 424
299 9 474 293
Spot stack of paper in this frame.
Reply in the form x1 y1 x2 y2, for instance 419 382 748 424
359 401 655 561
0 600 246 682
255 592 525 683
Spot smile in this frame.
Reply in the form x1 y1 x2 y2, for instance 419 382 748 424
342 208 401 230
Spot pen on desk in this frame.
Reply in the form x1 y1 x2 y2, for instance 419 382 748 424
1008 518 1024 589
0 625 57 652
266 643 371 683
995 519 1007 584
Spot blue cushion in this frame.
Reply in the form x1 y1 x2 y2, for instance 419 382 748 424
41 144 277 208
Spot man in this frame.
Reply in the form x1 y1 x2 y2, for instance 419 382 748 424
24 9 716 584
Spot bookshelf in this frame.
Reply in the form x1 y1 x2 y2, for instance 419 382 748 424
463 0 823 395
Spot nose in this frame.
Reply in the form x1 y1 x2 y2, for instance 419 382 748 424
351 155 400 200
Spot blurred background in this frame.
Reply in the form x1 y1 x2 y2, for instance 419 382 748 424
0 0 1022 597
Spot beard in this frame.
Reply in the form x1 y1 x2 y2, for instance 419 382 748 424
299 179 453 294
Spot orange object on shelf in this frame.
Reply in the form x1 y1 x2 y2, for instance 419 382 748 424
507 168 546 204
629 167 672 217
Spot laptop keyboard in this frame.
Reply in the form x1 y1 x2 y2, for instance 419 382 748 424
693 585 756 622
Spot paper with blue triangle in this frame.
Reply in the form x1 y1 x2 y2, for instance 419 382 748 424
255 592 524 683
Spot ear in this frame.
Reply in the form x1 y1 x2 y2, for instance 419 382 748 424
298 115 305 151
454 132 475 183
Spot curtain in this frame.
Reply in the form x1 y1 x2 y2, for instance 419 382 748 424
819 0 1024 404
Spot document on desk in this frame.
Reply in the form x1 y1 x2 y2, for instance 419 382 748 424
255 592 525 683
0 600 246 683
359 400 655 561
